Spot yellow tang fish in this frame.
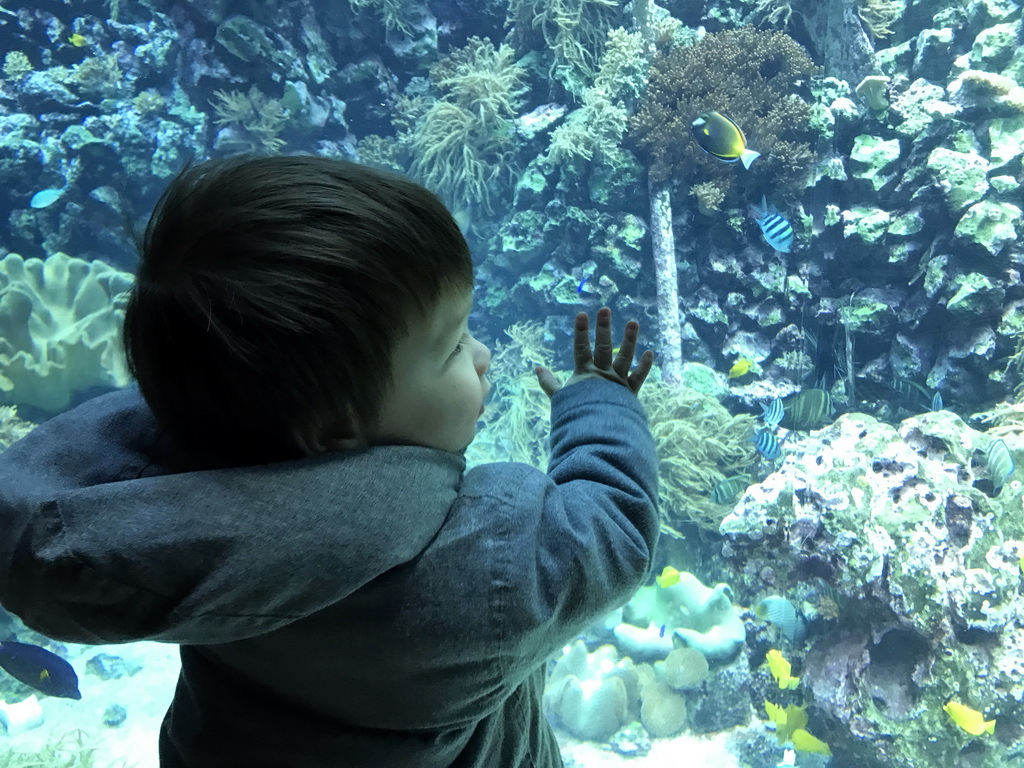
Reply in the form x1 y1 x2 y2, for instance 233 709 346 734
728 357 754 379
943 700 995 735
691 111 761 169
68 33 88 47
766 648 800 690
790 728 832 755
655 565 681 588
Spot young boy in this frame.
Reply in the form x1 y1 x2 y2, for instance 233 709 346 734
0 155 659 767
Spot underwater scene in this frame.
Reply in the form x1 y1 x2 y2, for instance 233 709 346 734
0 0 1023 765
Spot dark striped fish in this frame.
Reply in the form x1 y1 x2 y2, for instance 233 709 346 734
752 196 794 253
987 439 1014 492
752 428 782 460
710 475 750 505
760 398 785 428
780 389 833 431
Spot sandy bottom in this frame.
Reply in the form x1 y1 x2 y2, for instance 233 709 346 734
3 642 745 767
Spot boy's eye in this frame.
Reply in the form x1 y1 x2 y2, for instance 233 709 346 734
450 333 470 358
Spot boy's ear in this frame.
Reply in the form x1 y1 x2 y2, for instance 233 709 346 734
293 406 369 455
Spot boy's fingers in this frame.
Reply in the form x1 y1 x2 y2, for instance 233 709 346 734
535 366 560 397
593 308 613 367
629 350 654 391
573 311 592 370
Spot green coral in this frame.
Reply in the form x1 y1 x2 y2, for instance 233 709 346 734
209 85 288 153
638 381 757 532
65 54 124 99
0 252 134 413
348 0 417 35
545 27 646 171
406 37 527 215
2 51 32 80
0 727 128 767
465 320 553 470
505 0 619 96
627 27 817 204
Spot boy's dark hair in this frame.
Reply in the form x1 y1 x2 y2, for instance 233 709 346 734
123 154 474 465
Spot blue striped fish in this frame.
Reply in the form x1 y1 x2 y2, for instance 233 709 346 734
752 196 794 253
987 439 1014 492
761 398 785 428
752 428 782 460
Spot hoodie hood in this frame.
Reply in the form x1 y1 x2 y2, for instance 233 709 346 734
0 386 465 644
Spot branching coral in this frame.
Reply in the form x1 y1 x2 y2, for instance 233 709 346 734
209 85 288 153
857 0 902 39
465 320 554 470
638 381 757 532
348 0 416 36
2 51 32 80
627 27 818 205
506 0 620 95
406 37 527 214
545 27 645 168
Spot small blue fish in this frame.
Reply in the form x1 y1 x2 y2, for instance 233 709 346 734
932 391 943 412
30 188 64 209
659 624 667 638
761 398 785 428
753 428 782 460
577 275 590 293
0 641 81 699
752 196 794 253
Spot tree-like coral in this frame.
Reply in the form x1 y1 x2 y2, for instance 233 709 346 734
637 381 757 533
209 85 288 153
406 37 528 215
348 0 416 36
627 27 818 205
545 27 646 169
505 0 620 96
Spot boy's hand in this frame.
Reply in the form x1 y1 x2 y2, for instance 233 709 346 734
535 307 655 398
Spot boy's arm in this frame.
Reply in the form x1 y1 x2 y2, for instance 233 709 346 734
460 377 659 672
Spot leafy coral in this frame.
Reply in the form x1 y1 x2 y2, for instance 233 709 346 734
406 37 528 215
505 0 620 95
637 381 757 532
209 85 288 153
347 0 417 35
466 320 553 470
627 27 818 205
545 27 646 170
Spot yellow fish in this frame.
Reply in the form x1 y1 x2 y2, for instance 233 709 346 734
691 111 761 169
68 33 88 47
766 648 800 690
791 728 832 755
728 357 754 379
655 565 681 588
943 700 995 736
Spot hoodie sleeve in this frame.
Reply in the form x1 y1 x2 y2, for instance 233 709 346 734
458 377 660 674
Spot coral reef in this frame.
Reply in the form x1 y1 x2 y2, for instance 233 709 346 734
505 0 621 95
637 381 757 533
619 572 746 663
405 37 528 214
627 27 817 204
0 252 133 413
719 409 1023 767
209 85 289 153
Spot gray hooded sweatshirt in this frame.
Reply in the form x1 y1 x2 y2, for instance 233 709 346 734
0 377 659 767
